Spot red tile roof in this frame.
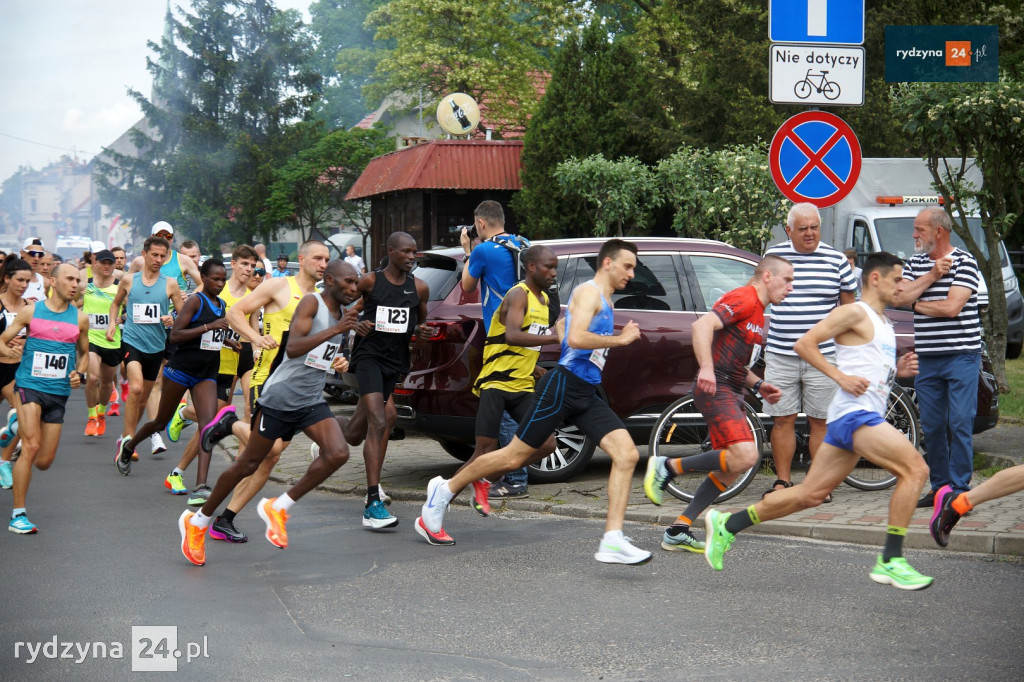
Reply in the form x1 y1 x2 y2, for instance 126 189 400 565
345 139 523 201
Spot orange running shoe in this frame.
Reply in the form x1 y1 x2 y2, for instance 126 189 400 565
97 415 106 436
471 479 491 516
107 401 120 416
178 510 206 566
84 417 99 437
257 497 289 549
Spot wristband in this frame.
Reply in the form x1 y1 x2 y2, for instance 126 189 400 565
752 379 764 393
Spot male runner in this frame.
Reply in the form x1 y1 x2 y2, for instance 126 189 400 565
178 260 360 565
0 264 89 533
702 252 933 590
20 238 47 303
81 249 122 437
417 239 649 564
644 255 794 552
347 231 429 530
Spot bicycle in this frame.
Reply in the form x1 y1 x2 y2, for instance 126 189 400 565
794 70 841 101
646 384 921 504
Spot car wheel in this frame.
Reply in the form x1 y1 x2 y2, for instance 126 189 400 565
438 439 474 462
1007 341 1022 359
527 423 596 483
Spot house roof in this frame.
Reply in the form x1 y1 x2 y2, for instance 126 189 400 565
345 139 523 201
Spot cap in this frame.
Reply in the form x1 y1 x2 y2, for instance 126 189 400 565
22 237 43 251
277 254 289 260
93 249 116 263
151 221 174 236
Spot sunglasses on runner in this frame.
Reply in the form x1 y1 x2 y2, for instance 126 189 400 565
26 250 44 258
253 268 266 276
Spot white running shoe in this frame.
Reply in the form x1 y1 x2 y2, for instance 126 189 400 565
151 432 168 456
594 534 652 565
421 476 451 534
309 443 320 461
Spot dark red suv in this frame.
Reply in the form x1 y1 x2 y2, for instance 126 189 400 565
393 238 999 482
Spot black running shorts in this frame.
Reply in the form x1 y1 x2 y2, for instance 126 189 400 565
354 358 400 403
251 401 334 443
15 386 70 424
476 389 535 439
122 343 163 382
89 344 122 368
515 366 623 449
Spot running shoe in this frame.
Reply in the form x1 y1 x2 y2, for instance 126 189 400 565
166 402 193 443
869 555 933 590
643 455 672 506
96 414 106 436
362 499 399 530
84 417 99 437
200 405 237 452
421 476 451 533
415 516 455 545
471 479 491 516
107 400 120 417
115 436 132 475
0 461 12 489
661 527 706 553
164 472 187 495
187 485 212 507
488 480 528 498
704 509 735 571
178 510 206 566
594 534 652 565
362 485 392 507
0 410 17 448
121 380 130 400
257 497 288 548
209 515 248 543
9 513 37 534
309 442 319 461
151 432 168 456
930 485 961 548
0 428 7 449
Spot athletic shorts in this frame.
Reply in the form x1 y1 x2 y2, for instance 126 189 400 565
236 343 254 377
163 366 215 390
515 366 623 449
216 373 235 402
693 385 753 449
476 389 535 439
122 343 164 382
354 358 400 403
0 362 17 390
762 351 838 420
89 343 122 368
251 401 334 442
15 386 69 424
824 410 885 452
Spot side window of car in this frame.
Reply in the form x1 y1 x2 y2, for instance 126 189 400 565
575 254 684 311
689 255 756 310
852 220 872 261
558 257 577 302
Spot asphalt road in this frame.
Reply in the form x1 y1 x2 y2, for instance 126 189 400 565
1 393 1022 681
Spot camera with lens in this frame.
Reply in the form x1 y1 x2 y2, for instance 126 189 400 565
458 224 477 240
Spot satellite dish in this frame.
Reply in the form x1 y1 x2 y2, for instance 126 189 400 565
436 93 480 136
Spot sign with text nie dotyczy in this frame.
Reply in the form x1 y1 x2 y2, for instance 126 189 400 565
770 45 865 106
885 25 998 82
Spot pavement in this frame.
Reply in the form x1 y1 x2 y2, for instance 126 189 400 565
213 396 1024 557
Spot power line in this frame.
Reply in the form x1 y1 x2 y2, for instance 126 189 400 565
0 131 98 156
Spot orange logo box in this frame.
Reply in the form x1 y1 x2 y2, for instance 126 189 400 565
946 41 972 67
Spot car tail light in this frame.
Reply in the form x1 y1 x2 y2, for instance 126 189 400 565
421 322 453 341
393 387 414 395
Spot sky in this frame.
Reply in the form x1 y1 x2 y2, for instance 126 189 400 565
0 0 311 184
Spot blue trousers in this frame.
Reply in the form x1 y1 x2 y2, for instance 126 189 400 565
499 411 528 486
916 353 980 493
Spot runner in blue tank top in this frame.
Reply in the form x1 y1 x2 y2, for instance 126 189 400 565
0 264 89 534
416 240 652 564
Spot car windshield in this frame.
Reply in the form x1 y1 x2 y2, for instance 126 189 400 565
875 217 1004 264
412 254 459 301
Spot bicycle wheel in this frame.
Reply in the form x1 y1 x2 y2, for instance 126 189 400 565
794 80 812 99
823 80 841 100
647 394 764 504
843 385 920 491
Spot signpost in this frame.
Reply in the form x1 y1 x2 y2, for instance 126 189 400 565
768 111 862 208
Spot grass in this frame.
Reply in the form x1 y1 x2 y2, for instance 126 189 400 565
999 356 1024 422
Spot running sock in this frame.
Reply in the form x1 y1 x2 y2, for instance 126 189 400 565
273 493 295 512
172 467 185 477
668 450 727 475
367 486 381 504
221 509 236 523
882 526 907 562
12 507 26 519
682 476 725 521
724 506 760 535
88 406 97 418
191 511 211 529
952 493 973 515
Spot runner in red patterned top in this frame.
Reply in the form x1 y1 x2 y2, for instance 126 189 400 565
643 255 795 552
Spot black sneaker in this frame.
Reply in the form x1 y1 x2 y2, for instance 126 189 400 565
488 481 528 499
115 436 132 476
187 485 212 507
929 485 960 547
209 515 248 543
201 406 238 452
916 490 936 509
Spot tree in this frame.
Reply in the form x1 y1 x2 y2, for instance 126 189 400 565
893 79 1024 391
553 154 660 237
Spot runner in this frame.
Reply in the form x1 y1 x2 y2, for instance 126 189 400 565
643 255 793 552
701 252 934 590
81 249 122 438
20 238 47 303
931 465 1024 547
109 247 128 416
0 263 89 533
417 239 650 564
347 232 429 530
178 260 360 565
107 236 184 462
0 258 32 489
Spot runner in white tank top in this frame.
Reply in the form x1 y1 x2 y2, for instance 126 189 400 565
827 301 896 423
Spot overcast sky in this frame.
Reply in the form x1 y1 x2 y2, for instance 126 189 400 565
0 0 310 184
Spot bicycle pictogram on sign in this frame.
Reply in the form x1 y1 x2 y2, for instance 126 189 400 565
794 70 841 100
769 111 862 208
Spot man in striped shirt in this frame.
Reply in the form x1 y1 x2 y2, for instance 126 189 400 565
763 203 857 496
895 206 981 506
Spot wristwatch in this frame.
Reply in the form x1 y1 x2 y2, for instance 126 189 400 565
752 379 764 393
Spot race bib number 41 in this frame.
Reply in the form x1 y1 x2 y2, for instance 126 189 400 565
375 306 409 334
32 351 69 379
132 303 162 324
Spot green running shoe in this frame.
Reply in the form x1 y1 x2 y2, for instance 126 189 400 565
166 403 194 443
868 555 933 591
703 509 735 571
164 472 187 495
643 456 672 506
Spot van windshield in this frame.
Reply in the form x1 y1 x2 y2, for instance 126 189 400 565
874 217 1003 264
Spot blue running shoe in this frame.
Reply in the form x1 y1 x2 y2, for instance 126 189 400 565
0 461 11 489
362 499 398 530
9 513 37 534
0 410 16 448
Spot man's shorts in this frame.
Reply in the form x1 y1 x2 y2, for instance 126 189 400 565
15 386 69 424
763 351 838 420
236 343 254 377
694 385 754 449
476 389 535 439
515 366 623 449
122 343 164 382
89 343 122 368
354 358 400 403
163 366 215 390
824 410 885 452
217 373 235 403
251 401 334 442
0 362 17 390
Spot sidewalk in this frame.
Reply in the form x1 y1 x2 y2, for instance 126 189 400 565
218 400 1024 557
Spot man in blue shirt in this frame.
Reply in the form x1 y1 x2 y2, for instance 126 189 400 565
460 200 532 500
272 255 291 278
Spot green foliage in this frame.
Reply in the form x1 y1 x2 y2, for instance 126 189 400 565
657 143 783 253
553 154 660 237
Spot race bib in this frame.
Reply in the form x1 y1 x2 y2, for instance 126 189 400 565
375 306 409 334
132 303 162 324
526 322 550 352
305 341 340 372
2 310 25 338
31 351 69 379
200 327 227 351
746 344 762 369
88 313 110 328
589 347 608 370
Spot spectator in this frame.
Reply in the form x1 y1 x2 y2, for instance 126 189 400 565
344 244 366 274
271 255 291 278
844 248 862 299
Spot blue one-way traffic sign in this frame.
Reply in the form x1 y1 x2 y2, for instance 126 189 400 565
770 0 865 46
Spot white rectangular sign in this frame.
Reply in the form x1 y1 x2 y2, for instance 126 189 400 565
770 44 865 106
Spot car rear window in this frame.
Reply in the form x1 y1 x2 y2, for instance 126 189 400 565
413 254 459 301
